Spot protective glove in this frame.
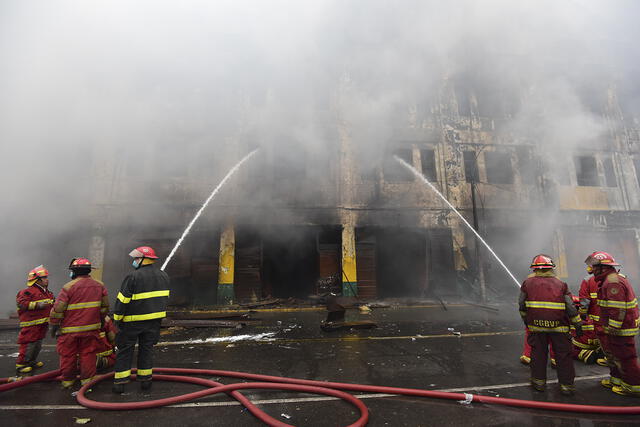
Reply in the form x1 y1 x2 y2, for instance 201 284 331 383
35 301 51 310
50 324 60 338
574 323 584 338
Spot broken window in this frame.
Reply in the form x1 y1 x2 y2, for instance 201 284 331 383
383 148 413 182
602 157 617 187
575 156 599 186
484 151 514 184
463 151 479 183
516 146 536 185
420 149 437 182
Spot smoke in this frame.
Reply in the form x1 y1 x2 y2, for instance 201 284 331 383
1 0 640 313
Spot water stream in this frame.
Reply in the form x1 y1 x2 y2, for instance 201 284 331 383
395 155 521 288
161 149 259 271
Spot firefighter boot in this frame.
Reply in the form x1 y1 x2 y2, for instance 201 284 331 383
530 378 546 392
519 355 531 365
16 364 32 374
140 380 152 392
560 384 575 396
612 386 640 398
601 378 613 389
112 383 125 394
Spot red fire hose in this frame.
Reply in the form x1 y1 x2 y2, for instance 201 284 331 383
3 367 640 426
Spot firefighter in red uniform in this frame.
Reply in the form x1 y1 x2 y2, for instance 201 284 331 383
95 315 117 371
112 246 170 393
569 295 604 363
578 263 607 366
585 251 640 397
15 265 55 374
519 254 583 395
49 258 109 388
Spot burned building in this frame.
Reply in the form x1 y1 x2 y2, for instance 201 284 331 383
85 74 640 306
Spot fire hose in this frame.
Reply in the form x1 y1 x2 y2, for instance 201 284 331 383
2 368 640 426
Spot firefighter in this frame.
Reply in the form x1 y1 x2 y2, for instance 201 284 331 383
15 265 55 374
578 261 607 366
95 315 117 371
519 254 583 395
112 246 170 394
585 251 640 397
49 258 109 388
569 295 604 364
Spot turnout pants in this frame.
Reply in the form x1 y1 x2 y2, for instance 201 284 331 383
605 335 640 393
16 324 48 367
528 331 575 387
57 332 99 383
114 319 161 384
522 328 555 360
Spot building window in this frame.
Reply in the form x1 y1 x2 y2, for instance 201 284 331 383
575 156 599 186
602 157 617 187
420 149 437 182
485 151 514 184
383 149 413 182
463 151 479 183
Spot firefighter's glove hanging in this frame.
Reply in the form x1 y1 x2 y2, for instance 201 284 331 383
50 324 60 338
574 323 584 338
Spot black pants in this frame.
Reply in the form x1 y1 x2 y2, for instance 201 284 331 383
113 319 161 384
528 331 575 386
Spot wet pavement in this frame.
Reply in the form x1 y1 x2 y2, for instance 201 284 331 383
1 304 639 426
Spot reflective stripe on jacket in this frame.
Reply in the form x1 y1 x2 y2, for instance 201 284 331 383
49 276 109 334
16 284 55 329
597 272 639 337
113 264 170 323
519 273 576 333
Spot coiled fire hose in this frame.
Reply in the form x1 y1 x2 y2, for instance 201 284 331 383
2 367 640 426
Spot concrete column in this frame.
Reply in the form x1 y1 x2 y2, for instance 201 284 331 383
217 223 235 304
341 224 358 297
89 235 106 282
552 229 568 279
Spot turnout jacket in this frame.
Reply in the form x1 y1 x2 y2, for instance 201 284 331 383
50 276 109 334
16 284 54 329
16 284 54 343
596 272 639 337
519 272 581 333
113 264 170 323
579 275 600 324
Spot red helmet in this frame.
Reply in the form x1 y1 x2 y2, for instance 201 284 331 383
584 251 620 267
69 258 92 269
530 254 555 270
129 246 158 259
27 265 48 285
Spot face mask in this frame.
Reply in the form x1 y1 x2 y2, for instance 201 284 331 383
132 259 141 268
69 271 74 278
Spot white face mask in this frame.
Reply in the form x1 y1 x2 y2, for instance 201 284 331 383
132 259 141 269
69 271 74 278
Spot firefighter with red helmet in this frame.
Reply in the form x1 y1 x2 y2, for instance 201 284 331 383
49 258 109 388
586 251 640 397
112 246 170 394
519 254 583 395
95 315 117 371
578 261 608 366
15 265 55 374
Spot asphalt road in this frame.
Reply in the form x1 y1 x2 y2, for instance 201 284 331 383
1 304 639 426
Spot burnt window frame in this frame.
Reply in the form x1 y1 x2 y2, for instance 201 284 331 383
484 151 514 185
574 155 600 187
463 151 479 183
420 148 438 182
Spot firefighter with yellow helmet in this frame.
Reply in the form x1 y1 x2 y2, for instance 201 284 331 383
15 265 55 374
